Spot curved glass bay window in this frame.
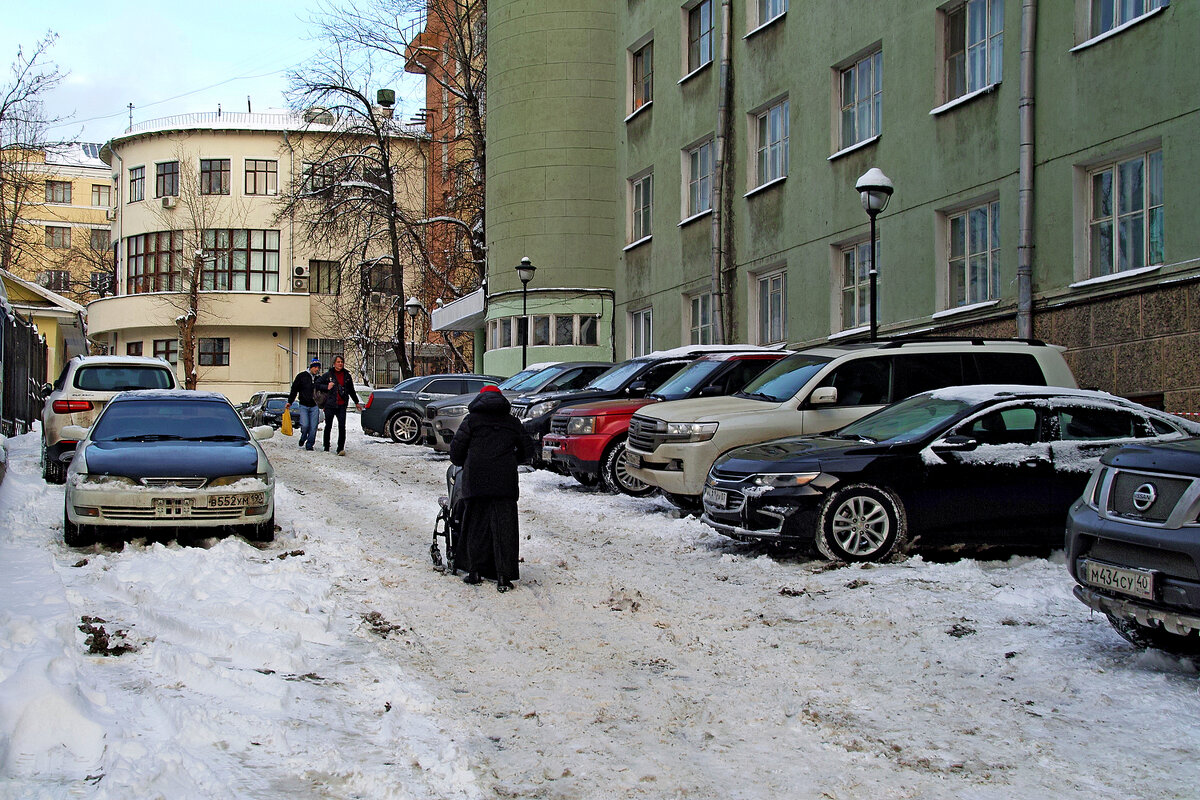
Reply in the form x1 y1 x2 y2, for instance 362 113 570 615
201 229 281 291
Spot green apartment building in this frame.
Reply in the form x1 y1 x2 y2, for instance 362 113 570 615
469 0 1198 410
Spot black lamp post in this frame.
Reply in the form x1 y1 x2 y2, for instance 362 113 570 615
855 168 894 340
515 256 537 368
404 296 422 376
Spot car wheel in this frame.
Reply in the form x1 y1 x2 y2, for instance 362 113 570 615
244 515 276 543
661 492 702 513
1105 614 1200 656
42 441 65 484
387 411 421 444
815 483 908 563
63 502 94 547
603 439 657 497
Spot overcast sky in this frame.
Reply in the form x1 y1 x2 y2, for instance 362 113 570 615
2 0 422 145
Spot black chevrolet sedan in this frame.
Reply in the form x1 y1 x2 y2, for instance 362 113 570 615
701 386 1200 563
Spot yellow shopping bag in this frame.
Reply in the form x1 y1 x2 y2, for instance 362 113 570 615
281 407 293 436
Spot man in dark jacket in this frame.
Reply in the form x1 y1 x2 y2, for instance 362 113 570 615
321 355 363 455
287 358 323 451
449 385 533 592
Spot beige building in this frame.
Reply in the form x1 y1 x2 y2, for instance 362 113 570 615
91 112 426 402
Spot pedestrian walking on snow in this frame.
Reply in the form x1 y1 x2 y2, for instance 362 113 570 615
287 358 324 451
321 355 362 455
449 385 533 592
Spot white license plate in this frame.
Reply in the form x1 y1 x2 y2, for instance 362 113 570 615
154 497 192 517
703 486 727 509
206 492 266 508
626 452 642 470
1083 559 1155 601
542 446 558 461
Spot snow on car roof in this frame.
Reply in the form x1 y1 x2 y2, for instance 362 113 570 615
643 343 789 359
110 390 230 402
925 384 1121 404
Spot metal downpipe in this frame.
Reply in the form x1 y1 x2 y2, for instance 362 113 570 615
1017 0 1037 339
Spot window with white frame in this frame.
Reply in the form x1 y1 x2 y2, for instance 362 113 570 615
756 270 787 344
754 99 789 187
632 41 653 112
630 308 654 356
948 201 1000 306
630 172 653 242
491 314 600 349
687 0 714 73
944 0 1003 102
1091 0 1164 37
839 49 882 150
1089 149 1163 276
686 139 713 217
841 240 877 329
755 0 788 28
689 292 714 345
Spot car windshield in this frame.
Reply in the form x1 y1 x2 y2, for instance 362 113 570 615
503 367 554 391
265 398 287 411
91 399 250 442
584 360 647 392
836 393 976 444
74 365 174 391
391 376 426 391
649 360 724 400
736 354 831 403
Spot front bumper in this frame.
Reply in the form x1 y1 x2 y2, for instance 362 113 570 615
1074 585 1200 637
700 480 824 541
541 434 602 476
624 442 714 496
66 481 274 529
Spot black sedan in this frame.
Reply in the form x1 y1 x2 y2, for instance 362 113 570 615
241 392 289 429
701 386 1200 562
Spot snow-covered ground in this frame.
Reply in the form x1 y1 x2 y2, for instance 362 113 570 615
2 422 1200 799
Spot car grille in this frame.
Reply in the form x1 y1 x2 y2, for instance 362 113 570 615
550 416 569 436
627 415 664 452
1108 470 1194 524
510 404 528 420
141 477 207 489
1087 539 1200 581
98 505 246 521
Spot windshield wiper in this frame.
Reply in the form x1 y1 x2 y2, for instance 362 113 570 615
834 433 877 443
736 391 778 402
111 434 184 442
184 434 247 441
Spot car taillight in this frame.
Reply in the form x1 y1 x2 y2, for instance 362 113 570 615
364 394 374 409
52 400 93 414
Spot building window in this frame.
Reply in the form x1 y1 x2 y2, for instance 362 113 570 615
302 162 335 197
89 228 108 251
90 271 111 294
126 231 183 294
948 201 1000 306
686 139 713 217
839 49 882 149
40 270 70 292
944 0 1003 102
756 0 788 27
310 259 341 295
1092 0 1164 37
200 229 280 291
690 292 714 345
91 184 111 207
842 240 877 329
630 173 653 242
126 341 143 356
757 270 787 344
155 162 179 198
366 342 402 387
307 338 341 369
153 338 178 365
245 159 278 196
200 159 231 195
632 41 653 112
630 308 653 357
532 316 551 346
687 1 714 72
580 315 598 346
45 180 71 204
129 166 144 202
45 226 70 248
1089 149 1163 276
198 338 230 367
754 99 789 187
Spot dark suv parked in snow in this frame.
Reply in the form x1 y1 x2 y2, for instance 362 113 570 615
1067 437 1200 655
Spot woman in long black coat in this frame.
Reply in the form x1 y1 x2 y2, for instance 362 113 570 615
449 385 534 592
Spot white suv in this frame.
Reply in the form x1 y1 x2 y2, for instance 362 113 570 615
40 355 177 483
624 339 1077 507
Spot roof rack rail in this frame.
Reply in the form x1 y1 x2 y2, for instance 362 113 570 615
874 336 1048 349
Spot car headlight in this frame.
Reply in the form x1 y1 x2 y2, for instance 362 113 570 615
443 405 469 417
528 401 559 419
75 474 138 487
665 421 718 442
567 416 597 435
210 474 257 488
752 472 821 488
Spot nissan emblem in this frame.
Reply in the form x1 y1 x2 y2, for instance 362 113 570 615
1132 482 1157 512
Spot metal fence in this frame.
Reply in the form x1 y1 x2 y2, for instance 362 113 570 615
0 304 47 437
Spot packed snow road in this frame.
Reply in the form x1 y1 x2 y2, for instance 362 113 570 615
3 423 1200 799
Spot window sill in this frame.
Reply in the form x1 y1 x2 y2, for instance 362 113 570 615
623 235 652 252
624 102 652 124
828 135 880 162
932 299 1000 320
1071 6 1167 53
930 82 1000 116
1070 264 1161 289
678 61 712 86
744 12 786 40
744 176 786 199
678 208 712 228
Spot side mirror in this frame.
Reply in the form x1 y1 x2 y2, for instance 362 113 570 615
60 424 90 441
42 382 53 395
252 425 275 441
626 380 648 396
698 385 724 397
809 386 838 405
931 435 978 454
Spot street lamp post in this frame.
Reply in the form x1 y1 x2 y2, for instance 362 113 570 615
404 296 422 376
855 168 894 341
515 257 537 369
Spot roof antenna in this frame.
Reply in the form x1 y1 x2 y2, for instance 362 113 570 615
247 95 251 113
218 103 222 118
127 102 134 129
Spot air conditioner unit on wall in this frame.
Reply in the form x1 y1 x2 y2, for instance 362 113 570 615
293 264 309 278
161 196 178 209
105 208 117 220
292 276 309 293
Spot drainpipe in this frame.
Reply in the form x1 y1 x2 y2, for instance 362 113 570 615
1016 0 1037 339
709 0 733 344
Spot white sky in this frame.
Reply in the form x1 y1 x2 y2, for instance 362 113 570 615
2 0 423 145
